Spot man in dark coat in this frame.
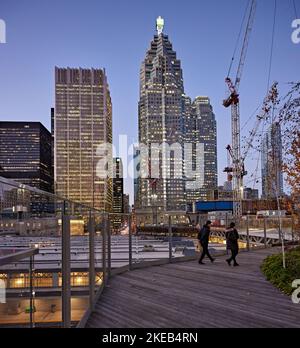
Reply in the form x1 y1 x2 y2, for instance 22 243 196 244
225 222 240 266
198 221 215 265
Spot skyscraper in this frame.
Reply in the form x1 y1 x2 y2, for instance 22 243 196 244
54 67 112 211
190 96 218 201
261 122 284 198
137 17 186 212
112 157 124 228
123 194 130 214
0 121 53 192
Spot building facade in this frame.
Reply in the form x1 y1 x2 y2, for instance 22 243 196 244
112 158 124 228
244 187 259 200
261 122 284 198
135 18 218 216
137 18 188 212
122 194 130 214
54 67 112 211
0 121 53 192
185 96 218 203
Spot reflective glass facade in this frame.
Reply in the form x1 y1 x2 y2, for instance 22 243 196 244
0 121 53 193
261 122 284 198
55 67 112 211
137 33 186 211
186 96 218 202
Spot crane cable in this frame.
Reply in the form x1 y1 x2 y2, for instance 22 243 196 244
242 0 277 172
292 0 298 18
243 0 277 190
241 0 277 137
227 0 251 78
266 0 277 93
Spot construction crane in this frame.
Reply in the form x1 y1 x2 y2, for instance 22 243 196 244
223 0 257 218
241 82 278 164
224 82 278 217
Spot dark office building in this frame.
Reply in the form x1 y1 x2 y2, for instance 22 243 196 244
112 158 124 229
123 194 130 214
0 122 53 193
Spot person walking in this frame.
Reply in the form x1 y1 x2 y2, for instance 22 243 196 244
198 221 215 265
225 222 240 267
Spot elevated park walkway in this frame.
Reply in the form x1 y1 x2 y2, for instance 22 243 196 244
84 247 300 328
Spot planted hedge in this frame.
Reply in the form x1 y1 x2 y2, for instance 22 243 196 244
261 246 300 295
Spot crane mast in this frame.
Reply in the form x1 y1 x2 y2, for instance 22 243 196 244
223 0 257 218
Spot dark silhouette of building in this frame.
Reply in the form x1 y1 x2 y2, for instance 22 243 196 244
112 158 124 228
0 121 53 192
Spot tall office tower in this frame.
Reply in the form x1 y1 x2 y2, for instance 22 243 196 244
193 97 218 200
185 96 218 203
50 108 55 193
55 67 112 211
183 95 200 205
0 121 53 192
123 194 130 214
261 122 284 198
112 158 124 228
133 145 141 209
137 17 186 212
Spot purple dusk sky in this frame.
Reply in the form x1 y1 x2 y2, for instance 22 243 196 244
0 0 299 203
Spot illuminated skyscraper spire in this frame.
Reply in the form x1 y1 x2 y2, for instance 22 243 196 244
156 16 164 35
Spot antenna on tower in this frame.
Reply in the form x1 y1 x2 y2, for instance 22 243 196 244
156 16 164 35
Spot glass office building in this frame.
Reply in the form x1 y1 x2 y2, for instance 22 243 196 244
188 96 218 202
137 20 186 211
54 67 112 211
0 121 53 192
261 122 284 198
112 157 124 228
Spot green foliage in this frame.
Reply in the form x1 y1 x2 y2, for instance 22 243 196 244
261 247 300 295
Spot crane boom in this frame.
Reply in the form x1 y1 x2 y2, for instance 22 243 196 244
223 0 257 218
241 82 278 163
235 0 257 91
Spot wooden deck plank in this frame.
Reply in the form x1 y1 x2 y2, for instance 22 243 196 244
86 248 300 328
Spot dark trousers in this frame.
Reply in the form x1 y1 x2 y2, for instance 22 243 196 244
199 242 213 262
227 249 239 264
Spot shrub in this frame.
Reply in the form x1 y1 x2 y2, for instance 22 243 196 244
261 247 300 295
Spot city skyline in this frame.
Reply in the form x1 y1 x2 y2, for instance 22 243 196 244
0 0 299 203
0 0 299 332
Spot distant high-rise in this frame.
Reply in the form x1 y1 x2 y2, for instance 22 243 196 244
123 194 130 214
137 17 186 211
54 67 112 211
223 180 233 191
261 122 284 198
185 96 218 203
112 158 124 227
244 187 259 200
0 121 53 192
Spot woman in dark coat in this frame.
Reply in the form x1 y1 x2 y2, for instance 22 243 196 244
225 222 239 267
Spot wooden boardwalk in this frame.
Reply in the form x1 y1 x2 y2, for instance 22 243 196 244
86 248 300 328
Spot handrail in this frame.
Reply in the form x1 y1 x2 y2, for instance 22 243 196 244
0 176 104 214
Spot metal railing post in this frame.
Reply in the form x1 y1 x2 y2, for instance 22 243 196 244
168 215 172 263
263 216 267 248
62 200 71 328
246 214 250 251
128 215 132 270
102 214 107 285
29 256 34 328
107 217 111 278
88 210 95 309
291 215 295 242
